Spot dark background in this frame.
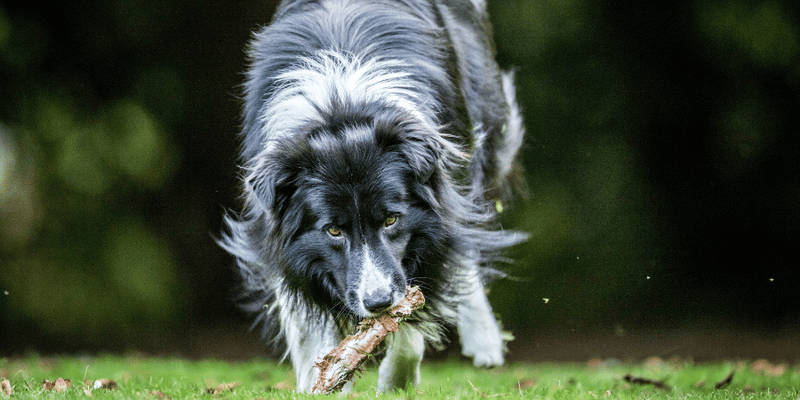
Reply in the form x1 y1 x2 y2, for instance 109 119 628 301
1 0 799 360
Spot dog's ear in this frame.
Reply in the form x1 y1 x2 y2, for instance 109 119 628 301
373 109 446 184
398 130 441 184
244 152 307 239
244 155 291 215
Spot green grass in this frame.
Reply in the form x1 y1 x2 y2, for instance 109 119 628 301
1 355 798 399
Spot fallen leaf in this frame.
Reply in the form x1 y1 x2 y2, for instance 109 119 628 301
1 379 12 396
643 357 663 370
516 379 536 390
42 378 72 392
148 390 172 399
271 381 292 391
207 381 241 395
667 357 685 370
751 359 786 376
587 359 604 370
92 379 118 390
55 378 71 392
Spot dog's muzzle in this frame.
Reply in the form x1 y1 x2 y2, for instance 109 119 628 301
357 245 396 314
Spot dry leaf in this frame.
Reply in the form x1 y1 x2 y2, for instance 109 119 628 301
206 381 241 395
271 381 292 391
92 379 118 390
516 379 536 390
643 357 663 370
55 378 71 392
148 390 172 399
42 378 72 392
1 379 12 397
587 359 604 370
751 359 786 376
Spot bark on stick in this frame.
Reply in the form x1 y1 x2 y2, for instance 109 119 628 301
311 286 425 394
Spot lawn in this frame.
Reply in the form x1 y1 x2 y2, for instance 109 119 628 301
1 355 797 399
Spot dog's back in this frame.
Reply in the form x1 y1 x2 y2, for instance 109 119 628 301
241 0 524 195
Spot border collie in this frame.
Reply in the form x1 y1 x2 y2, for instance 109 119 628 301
220 0 526 392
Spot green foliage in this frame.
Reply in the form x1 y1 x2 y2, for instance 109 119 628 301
696 1 800 70
490 0 590 60
1 93 184 340
488 0 800 329
2 356 799 399
0 11 184 344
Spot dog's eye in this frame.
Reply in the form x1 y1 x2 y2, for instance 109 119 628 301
327 226 342 237
384 215 398 227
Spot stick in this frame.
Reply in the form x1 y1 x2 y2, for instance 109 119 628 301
310 286 425 394
623 374 671 392
714 371 735 390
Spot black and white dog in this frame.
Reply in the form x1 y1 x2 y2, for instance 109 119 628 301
220 0 526 392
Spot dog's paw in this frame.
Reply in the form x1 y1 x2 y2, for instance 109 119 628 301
461 334 505 368
467 347 505 368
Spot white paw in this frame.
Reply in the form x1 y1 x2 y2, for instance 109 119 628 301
461 331 505 367
457 288 507 367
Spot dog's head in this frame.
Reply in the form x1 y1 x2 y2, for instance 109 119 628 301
245 107 452 317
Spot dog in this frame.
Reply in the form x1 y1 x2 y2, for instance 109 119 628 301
219 0 526 392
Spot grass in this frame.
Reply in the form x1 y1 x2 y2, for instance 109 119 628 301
1 355 798 399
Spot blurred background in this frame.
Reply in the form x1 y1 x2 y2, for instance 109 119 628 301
1 0 799 360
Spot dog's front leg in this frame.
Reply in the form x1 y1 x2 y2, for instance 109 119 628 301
377 325 425 392
282 314 342 392
457 274 506 367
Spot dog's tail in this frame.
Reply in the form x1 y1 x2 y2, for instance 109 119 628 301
496 69 526 189
469 68 527 204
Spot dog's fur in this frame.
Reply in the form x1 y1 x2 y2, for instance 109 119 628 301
219 0 526 392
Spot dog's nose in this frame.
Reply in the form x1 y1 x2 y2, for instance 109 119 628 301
363 289 393 313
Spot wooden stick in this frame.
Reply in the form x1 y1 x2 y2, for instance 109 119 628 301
311 286 425 394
